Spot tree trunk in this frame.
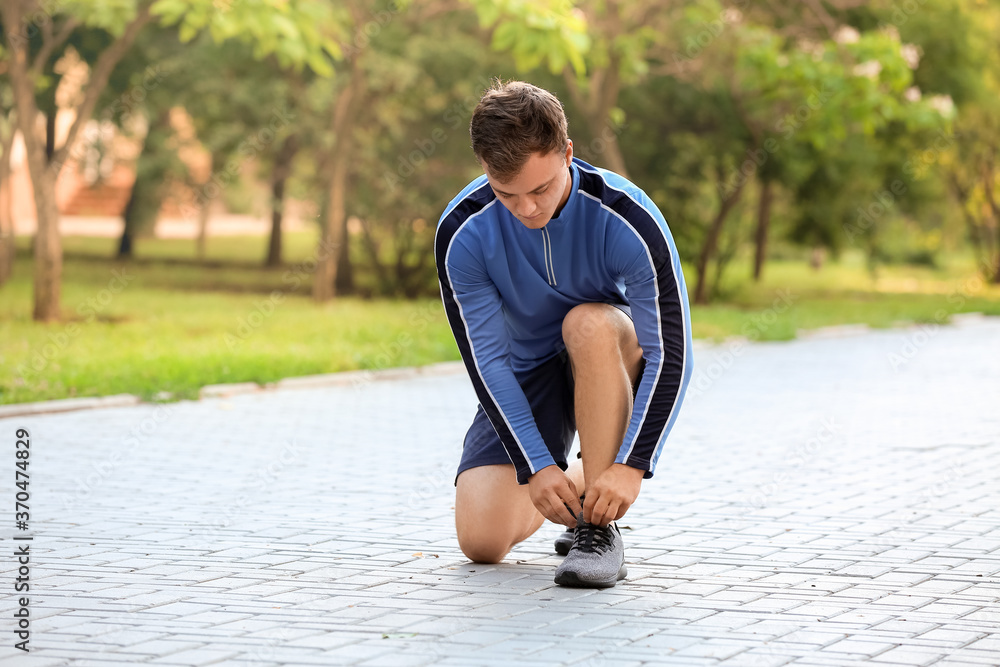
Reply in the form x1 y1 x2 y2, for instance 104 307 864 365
30 166 63 321
981 157 1000 283
587 113 629 178
564 64 629 178
45 110 56 161
196 151 220 261
335 221 353 294
0 122 16 286
266 177 286 268
1 0 151 320
358 217 390 295
15 103 62 320
315 145 350 301
314 62 363 303
196 196 210 260
753 178 773 282
266 134 298 267
2 2 60 319
694 180 745 305
118 109 172 258
948 172 984 267
118 185 137 258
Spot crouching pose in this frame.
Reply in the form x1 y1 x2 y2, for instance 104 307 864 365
434 80 693 587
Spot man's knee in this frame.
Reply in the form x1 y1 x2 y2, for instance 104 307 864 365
455 498 515 564
456 529 511 564
562 303 624 355
455 465 536 564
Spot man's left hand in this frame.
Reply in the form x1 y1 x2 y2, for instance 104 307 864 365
583 463 644 526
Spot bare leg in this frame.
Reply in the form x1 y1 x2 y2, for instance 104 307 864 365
561 304 643 497
455 464 544 563
455 304 640 563
565 457 585 496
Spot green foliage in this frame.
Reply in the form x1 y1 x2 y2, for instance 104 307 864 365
6 0 998 312
61 0 144 35
338 8 513 297
151 0 342 74
469 0 590 74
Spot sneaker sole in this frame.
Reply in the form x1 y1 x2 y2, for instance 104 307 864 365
554 564 627 588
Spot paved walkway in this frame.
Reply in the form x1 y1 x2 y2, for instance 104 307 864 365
2 318 999 666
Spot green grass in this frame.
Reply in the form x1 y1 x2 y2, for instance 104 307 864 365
691 250 1000 341
2 233 998 405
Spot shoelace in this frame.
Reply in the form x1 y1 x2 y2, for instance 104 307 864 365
571 521 616 554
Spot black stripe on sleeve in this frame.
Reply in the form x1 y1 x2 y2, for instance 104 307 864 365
434 187 535 482
578 168 686 471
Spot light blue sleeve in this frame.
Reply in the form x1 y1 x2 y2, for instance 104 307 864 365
443 235 558 483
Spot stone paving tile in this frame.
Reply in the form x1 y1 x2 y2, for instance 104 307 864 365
1 318 999 665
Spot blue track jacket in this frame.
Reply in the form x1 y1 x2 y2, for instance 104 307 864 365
435 157 693 484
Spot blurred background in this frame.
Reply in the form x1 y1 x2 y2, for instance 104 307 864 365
1 0 998 406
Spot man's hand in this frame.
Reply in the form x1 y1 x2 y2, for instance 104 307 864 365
584 463 644 526
528 465 582 528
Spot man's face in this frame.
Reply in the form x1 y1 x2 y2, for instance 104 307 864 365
483 142 573 230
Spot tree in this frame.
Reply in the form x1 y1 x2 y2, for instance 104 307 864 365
2 2 152 319
900 0 1000 281
344 7 515 297
173 37 305 262
0 78 15 285
93 24 189 258
309 0 590 302
1 0 341 320
558 0 681 178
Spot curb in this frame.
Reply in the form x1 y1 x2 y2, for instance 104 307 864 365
0 394 141 420
199 382 262 399
199 361 467 398
1 363 468 420
951 311 984 325
270 361 465 393
796 323 872 340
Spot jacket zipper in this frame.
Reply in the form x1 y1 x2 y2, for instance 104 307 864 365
541 227 557 286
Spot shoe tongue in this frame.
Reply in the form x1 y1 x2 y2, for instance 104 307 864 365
576 521 609 553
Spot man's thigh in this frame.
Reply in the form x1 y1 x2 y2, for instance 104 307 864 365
455 353 576 483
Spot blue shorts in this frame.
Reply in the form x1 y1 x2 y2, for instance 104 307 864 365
456 350 577 483
456 303 641 483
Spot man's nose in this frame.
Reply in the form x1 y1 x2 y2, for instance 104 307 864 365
517 197 538 217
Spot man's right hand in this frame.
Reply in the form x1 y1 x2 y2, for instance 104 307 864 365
527 465 582 528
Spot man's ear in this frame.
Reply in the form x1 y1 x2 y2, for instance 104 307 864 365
565 140 574 165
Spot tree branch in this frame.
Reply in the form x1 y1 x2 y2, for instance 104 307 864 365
982 149 1000 223
562 68 587 117
798 0 837 38
50 3 153 173
30 16 81 77
1 0 46 155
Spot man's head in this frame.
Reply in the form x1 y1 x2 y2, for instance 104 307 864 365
471 80 574 229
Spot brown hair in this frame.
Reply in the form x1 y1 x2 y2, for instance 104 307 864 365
470 80 569 183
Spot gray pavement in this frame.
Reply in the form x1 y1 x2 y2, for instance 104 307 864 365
1 317 999 666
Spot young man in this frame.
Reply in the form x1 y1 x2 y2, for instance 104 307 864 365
434 81 692 588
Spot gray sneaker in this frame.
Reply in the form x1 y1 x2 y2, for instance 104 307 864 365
554 528 575 556
554 519 627 588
